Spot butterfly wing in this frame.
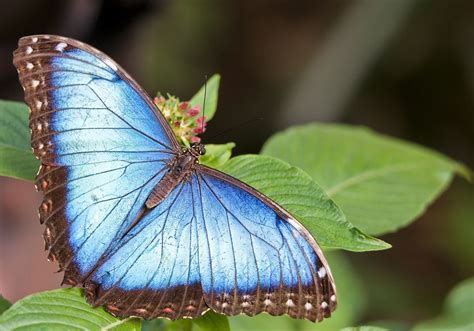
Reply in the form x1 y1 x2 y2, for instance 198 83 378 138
84 177 208 319
84 166 336 322
194 166 337 322
13 35 179 284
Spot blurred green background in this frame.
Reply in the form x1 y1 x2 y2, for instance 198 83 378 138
0 0 472 329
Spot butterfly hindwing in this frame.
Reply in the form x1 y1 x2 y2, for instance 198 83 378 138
13 35 178 284
195 166 337 322
83 179 208 319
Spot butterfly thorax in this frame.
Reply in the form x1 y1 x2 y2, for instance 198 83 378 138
145 143 206 209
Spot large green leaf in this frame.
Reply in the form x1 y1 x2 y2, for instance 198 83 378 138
194 310 230 331
262 123 470 235
218 155 389 251
189 74 220 121
0 100 38 181
413 277 474 330
0 288 141 330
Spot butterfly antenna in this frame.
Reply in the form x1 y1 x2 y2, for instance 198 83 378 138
201 75 208 136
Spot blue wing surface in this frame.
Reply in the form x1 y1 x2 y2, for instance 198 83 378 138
82 168 336 321
85 178 207 319
13 35 178 283
194 166 336 321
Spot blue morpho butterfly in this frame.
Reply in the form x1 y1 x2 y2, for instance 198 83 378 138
13 35 336 322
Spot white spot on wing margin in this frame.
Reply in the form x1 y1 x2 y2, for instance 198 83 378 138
318 267 327 278
55 42 67 52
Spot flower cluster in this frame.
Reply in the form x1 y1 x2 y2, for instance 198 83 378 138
153 93 207 146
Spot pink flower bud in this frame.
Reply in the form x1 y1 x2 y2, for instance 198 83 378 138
191 136 201 143
196 115 207 125
179 101 189 110
193 126 206 134
187 106 201 117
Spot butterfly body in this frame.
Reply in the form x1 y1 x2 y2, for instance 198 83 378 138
13 35 336 322
146 144 204 209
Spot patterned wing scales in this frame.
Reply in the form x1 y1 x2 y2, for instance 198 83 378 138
13 35 178 285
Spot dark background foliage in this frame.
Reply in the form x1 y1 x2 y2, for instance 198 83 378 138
0 0 472 327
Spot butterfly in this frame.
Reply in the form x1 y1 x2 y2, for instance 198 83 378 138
13 35 336 322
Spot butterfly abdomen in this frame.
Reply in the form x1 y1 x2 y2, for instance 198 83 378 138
146 151 198 208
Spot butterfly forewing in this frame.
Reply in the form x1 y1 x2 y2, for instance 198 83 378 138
13 35 336 322
13 34 178 284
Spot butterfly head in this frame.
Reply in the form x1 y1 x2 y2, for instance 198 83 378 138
170 143 205 178
190 143 206 157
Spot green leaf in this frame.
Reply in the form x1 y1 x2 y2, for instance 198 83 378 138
0 100 39 181
230 313 295 331
189 74 220 121
0 288 141 330
444 278 474 323
414 277 474 330
164 319 193 331
199 143 235 168
142 319 167 331
0 295 11 315
262 123 470 236
194 310 230 331
218 155 389 251
143 311 229 331
341 327 388 331
363 321 410 331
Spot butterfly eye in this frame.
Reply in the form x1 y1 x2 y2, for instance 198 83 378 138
192 143 206 156
175 165 182 174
